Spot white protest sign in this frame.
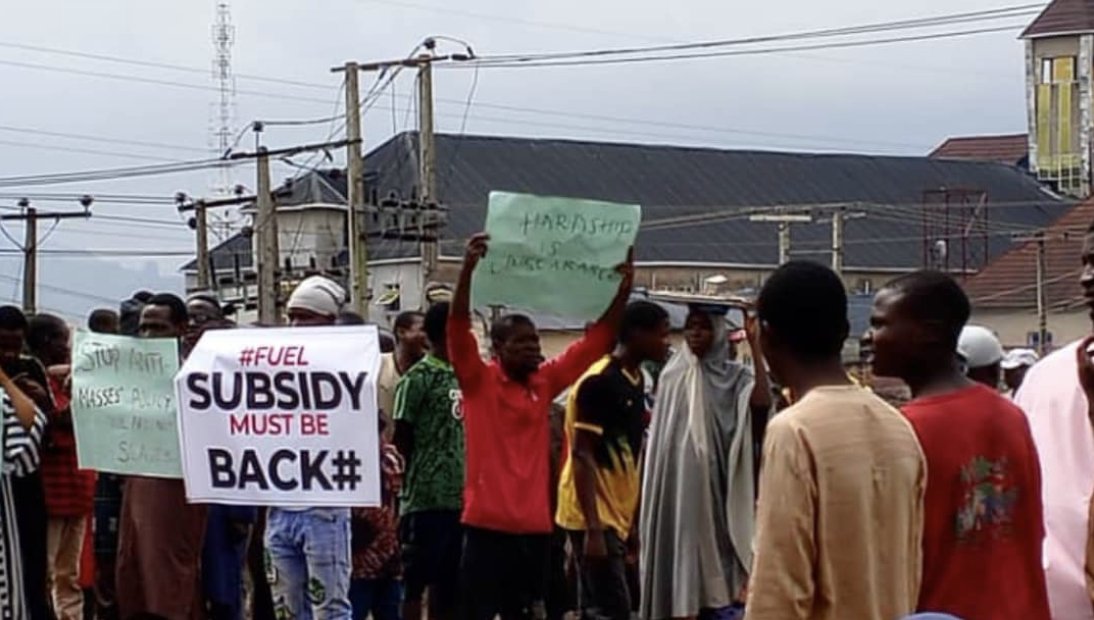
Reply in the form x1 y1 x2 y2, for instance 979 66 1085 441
176 326 381 507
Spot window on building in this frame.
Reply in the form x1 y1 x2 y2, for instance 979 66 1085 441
1035 55 1083 195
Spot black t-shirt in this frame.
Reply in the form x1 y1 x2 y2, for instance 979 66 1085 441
574 358 645 471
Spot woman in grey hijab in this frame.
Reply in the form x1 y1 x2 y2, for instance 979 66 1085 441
639 304 770 620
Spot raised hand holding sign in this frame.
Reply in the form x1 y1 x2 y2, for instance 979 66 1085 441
470 191 641 320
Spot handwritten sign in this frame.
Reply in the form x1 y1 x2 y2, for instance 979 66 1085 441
471 191 641 320
71 332 181 478
176 326 381 507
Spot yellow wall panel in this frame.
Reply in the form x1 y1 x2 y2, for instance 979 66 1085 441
1037 83 1053 167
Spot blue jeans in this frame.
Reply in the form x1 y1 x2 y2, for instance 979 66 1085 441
348 577 402 620
266 508 352 620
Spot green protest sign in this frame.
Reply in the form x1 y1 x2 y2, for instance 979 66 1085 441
471 192 641 320
71 332 182 478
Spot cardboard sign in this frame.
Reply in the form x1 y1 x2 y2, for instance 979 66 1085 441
471 191 641 320
176 326 381 507
71 332 182 478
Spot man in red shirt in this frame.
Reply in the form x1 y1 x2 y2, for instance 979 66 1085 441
870 270 1050 619
449 233 633 620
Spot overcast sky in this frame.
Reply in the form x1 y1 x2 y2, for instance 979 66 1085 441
0 0 1036 319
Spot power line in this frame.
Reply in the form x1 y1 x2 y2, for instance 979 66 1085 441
0 25 1021 156
466 4 1040 66
0 157 237 188
0 192 177 203
429 96 932 150
422 105 936 151
0 40 331 91
0 272 120 305
0 59 334 106
0 138 185 163
0 249 195 257
355 0 679 40
0 125 208 154
455 24 1030 70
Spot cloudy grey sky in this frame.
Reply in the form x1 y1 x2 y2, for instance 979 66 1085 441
0 0 1036 319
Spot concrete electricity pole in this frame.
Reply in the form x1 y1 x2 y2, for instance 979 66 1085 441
1014 230 1050 354
255 147 279 325
194 200 211 289
827 207 865 276
418 53 439 290
189 137 352 320
749 212 813 265
336 45 472 314
1035 233 1048 354
2 198 91 314
334 61 369 318
22 204 36 314
178 190 255 293
831 209 844 274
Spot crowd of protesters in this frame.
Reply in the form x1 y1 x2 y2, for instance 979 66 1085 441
0 223 1093 620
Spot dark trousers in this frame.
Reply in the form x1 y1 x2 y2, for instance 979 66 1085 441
349 577 401 620
545 527 575 620
401 510 462 613
460 527 550 620
247 509 275 620
14 473 52 620
566 530 630 620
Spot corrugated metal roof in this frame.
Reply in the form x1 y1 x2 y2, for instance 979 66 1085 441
929 134 1029 166
190 132 1069 272
1022 0 1094 38
365 132 1067 269
964 198 1094 309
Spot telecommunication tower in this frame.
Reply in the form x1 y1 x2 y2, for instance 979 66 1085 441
207 0 239 241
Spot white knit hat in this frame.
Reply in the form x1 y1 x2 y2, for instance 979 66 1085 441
287 276 346 318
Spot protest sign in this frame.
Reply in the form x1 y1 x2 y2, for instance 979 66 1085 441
471 191 641 320
176 326 381 507
71 332 182 478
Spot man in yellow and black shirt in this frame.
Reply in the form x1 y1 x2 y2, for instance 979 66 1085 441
556 301 670 620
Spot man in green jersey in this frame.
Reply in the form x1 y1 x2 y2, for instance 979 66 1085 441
392 301 464 620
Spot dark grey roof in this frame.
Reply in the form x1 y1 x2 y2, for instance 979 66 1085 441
363 132 1068 269
192 132 1069 272
181 231 252 272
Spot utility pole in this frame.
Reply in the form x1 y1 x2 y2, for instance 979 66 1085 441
777 222 791 265
2 198 91 314
1035 233 1048 355
335 46 473 316
195 201 211 290
334 61 369 318
208 137 353 320
827 207 865 276
831 209 844 274
1014 230 1051 354
749 212 813 265
418 53 439 294
255 147 279 325
22 205 36 315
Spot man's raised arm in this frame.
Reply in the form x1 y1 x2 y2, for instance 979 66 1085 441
448 233 490 389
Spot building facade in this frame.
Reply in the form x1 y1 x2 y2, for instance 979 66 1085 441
1024 0 1094 196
